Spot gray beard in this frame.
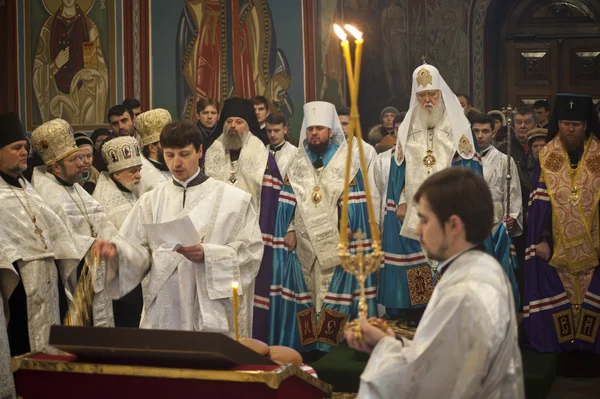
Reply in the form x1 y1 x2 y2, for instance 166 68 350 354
223 130 248 150
414 103 445 129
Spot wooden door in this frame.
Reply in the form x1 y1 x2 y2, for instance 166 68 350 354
499 0 600 108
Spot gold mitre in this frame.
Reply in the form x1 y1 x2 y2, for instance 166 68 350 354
102 136 142 174
413 64 441 93
136 108 172 147
31 119 79 165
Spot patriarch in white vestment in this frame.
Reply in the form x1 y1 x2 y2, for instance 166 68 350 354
346 168 524 399
94 120 263 337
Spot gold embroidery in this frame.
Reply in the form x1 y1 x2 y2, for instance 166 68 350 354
396 142 403 163
586 154 600 174
541 136 600 272
406 266 434 306
576 308 600 343
416 68 432 88
316 308 348 346
297 308 318 346
458 134 473 157
552 309 575 343
544 152 564 172
284 176 291 186
349 177 357 187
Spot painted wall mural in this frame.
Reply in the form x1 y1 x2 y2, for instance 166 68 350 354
24 0 116 130
175 0 293 121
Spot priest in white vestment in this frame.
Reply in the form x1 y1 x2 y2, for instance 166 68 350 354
204 97 282 341
0 112 79 360
94 120 263 337
31 119 118 328
346 168 524 399
92 136 144 327
136 109 173 195
265 112 297 178
472 113 523 236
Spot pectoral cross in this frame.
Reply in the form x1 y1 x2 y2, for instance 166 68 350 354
569 101 574 109
33 220 48 250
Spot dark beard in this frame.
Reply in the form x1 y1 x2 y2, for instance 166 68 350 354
308 141 329 156
560 136 585 153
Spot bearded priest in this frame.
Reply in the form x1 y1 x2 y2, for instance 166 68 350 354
94 120 263 337
268 101 378 353
92 136 144 327
371 63 482 326
31 119 118 328
0 113 79 359
204 97 282 342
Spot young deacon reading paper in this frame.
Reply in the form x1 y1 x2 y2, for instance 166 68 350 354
346 168 524 399
93 120 263 336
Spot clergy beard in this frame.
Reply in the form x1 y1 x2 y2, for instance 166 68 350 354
223 129 248 150
308 140 330 156
122 179 141 194
559 133 585 153
414 102 445 129
420 238 449 262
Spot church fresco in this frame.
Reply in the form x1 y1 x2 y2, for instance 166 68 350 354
24 0 117 131
175 0 293 121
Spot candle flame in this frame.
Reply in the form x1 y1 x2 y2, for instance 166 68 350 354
344 24 363 40
232 282 239 289
333 24 347 41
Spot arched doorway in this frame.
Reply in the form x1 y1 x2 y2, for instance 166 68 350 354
484 0 600 109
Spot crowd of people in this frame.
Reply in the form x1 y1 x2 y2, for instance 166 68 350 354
1 62 599 398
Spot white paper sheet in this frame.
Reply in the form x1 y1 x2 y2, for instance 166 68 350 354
144 215 202 252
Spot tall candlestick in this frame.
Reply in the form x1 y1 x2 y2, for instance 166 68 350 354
232 282 240 341
334 23 386 339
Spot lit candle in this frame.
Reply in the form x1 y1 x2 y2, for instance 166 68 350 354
334 23 354 250
232 282 240 341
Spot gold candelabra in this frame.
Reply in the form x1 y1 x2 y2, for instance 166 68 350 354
334 24 386 340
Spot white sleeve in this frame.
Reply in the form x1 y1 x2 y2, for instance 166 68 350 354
359 289 492 399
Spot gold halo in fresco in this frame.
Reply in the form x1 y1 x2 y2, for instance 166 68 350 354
42 0 95 15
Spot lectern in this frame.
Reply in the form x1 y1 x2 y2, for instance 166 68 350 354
11 326 332 398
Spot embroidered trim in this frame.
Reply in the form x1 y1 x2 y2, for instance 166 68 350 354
406 265 434 306
523 292 570 317
552 309 575 343
382 251 427 267
253 295 270 311
297 307 318 346
584 291 600 310
316 308 348 346
576 308 600 343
